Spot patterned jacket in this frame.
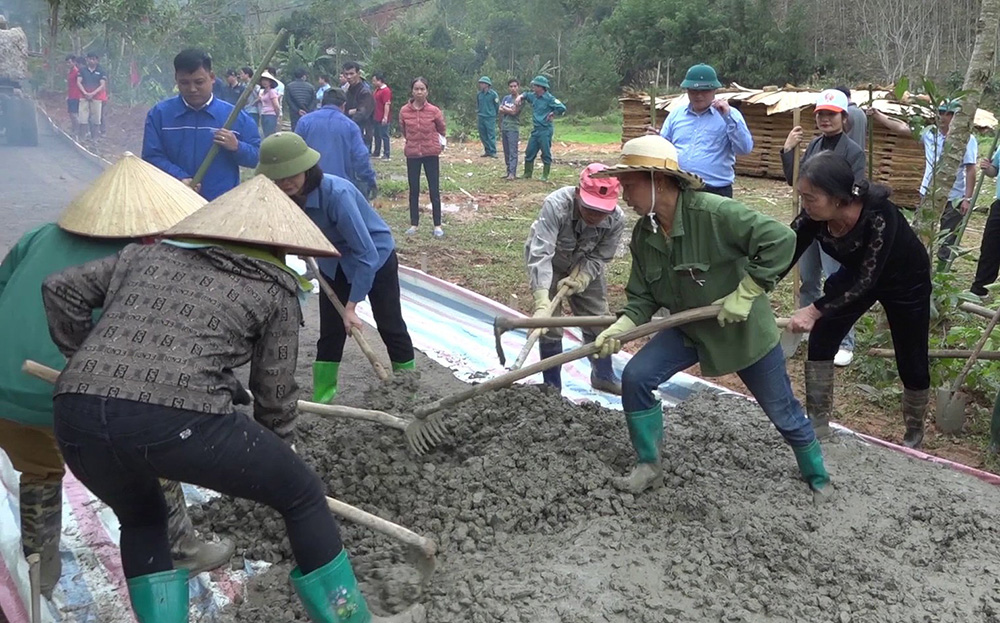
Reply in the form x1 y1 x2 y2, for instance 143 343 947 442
42 242 303 439
399 101 445 158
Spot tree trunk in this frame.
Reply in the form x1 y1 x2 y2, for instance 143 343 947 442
915 0 1000 267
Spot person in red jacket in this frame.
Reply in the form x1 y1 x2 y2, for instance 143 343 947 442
398 76 446 238
65 55 82 136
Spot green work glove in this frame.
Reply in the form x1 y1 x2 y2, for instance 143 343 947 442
557 270 592 296
594 316 637 358
713 275 765 327
532 288 551 317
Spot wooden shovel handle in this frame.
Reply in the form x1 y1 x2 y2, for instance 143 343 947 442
413 305 722 418
510 283 573 370
326 496 436 558
22 359 59 384
951 303 1000 393
297 400 408 430
306 257 390 381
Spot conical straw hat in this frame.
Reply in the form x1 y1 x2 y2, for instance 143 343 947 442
58 152 206 237
163 175 340 257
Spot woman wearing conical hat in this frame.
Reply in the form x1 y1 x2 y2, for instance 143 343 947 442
0 154 235 599
258 132 416 405
41 175 425 623
589 135 832 501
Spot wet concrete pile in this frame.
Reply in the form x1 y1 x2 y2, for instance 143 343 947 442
198 375 1000 623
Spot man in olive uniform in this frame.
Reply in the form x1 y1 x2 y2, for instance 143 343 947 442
517 75 567 181
526 163 625 393
476 76 499 157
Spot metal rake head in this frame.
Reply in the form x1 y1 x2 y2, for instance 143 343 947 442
404 414 450 455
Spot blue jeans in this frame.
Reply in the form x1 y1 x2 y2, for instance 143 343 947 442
798 241 855 352
261 114 278 137
621 328 815 447
502 129 519 176
374 122 391 158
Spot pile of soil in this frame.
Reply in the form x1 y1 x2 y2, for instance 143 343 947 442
195 371 1000 623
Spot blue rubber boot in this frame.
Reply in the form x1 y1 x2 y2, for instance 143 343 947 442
538 338 562 390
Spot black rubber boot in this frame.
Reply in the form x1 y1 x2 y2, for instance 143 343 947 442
902 388 928 449
804 360 835 440
538 338 562 390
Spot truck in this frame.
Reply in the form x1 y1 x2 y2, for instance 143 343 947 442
0 14 39 146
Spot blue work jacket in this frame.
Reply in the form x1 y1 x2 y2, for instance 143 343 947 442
306 175 395 302
295 106 376 195
142 95 261 200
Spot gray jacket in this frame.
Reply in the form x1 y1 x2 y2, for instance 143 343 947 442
524 186 625 291
43 243 303 439
781 132 866 186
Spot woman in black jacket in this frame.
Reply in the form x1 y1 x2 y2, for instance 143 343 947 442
786 151 931 449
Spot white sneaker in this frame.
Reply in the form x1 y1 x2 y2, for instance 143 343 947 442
834 349 854 367
432 226 445 238
404 226 418 235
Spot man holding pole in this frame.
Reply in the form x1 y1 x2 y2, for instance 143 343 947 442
142 48 261 200
525 163 625 394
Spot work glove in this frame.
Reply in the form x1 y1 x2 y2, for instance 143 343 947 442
594 315 637 359
557 270 592 296
532 289 551 317
713 275 765 327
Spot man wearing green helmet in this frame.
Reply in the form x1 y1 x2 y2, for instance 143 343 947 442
476 76 499 157
655 63 753 198
516 75 567 181
258 132 416 403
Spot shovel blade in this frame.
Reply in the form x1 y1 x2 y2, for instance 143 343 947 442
935 388 968 434
779 329 803 359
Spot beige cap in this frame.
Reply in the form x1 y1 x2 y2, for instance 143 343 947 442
58 153 206 237
590 135 704 190
163 174 340 257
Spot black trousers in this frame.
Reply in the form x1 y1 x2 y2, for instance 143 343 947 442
702 184 733 198
938 200 963 262
807 272 931 390
53 394 341 578
406 156 442 226
361 120 374 153
972 199 1000 295
317 250 415 364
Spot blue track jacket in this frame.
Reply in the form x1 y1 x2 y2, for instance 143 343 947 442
305 174 395 302
295 105 376 195
142 95 261 200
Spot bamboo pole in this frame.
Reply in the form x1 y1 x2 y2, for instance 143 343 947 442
869 348 1000 360
791 107 802 308
650 61 661 128
189 29 289 189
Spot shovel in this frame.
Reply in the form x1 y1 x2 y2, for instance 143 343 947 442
306 257 390 382
405 304 723 454
507 281 573 369
936 303 1000 433
21 360 436 583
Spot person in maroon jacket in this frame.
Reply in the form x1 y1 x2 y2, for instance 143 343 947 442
372 73 393 159
398 76 446 238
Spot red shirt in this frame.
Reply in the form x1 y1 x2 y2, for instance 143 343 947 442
374 85 392 123
67 66 82 100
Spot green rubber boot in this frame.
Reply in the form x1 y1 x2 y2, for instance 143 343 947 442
391 359 416 372
312 361 340 404
523 161 534 179
540 163 551 181
127 569 189 623
792 440 833 502
612 404 664 494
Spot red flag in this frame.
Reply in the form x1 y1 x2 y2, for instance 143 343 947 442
130 60 141 87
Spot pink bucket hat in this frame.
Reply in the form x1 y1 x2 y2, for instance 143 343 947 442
578 163 620 212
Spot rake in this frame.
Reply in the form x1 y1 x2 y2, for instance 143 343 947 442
404 304 722 454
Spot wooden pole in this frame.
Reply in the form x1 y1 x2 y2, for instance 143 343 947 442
791 107 802 308
650 61 661 128
867 84 875 179
306 257 391 381
869 348 1000 360
189 29 289 189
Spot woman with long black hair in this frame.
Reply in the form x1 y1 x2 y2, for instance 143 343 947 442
787 151 932 448
398 77 447 237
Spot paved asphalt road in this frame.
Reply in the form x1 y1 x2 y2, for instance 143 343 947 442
0 116 103 254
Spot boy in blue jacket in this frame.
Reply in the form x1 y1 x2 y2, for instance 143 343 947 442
142 48 260 200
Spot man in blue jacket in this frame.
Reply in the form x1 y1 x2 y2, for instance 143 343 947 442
294 87 376 198
142 48 260 200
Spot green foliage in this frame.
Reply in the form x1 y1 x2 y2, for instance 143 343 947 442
273 34 331 75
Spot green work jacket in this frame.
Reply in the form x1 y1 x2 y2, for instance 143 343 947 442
477 88 499 119
0 224 124 427
621 190 794 376
521 91 566 131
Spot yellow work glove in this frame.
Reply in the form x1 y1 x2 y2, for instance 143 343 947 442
532 289 551 317
713 275 766 327
557 270 592 296
594 316 637 358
